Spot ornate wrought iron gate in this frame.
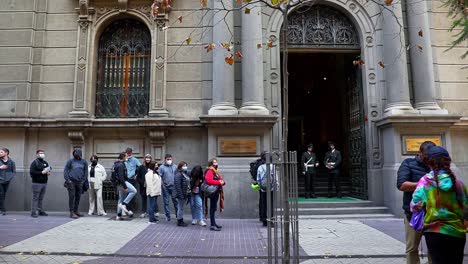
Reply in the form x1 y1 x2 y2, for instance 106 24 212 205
347 66 368 199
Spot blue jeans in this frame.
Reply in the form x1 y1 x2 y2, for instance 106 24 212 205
190 194 203 221
162 185 178 219
148 195 159 222
176 198 187 220
116 181 137 215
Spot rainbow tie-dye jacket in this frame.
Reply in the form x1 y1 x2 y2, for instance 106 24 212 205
410 171 467 239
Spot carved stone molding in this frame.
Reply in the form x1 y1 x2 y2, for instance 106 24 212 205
68 130 85 146
79 0 89 19
118 0 128 12
148 130 167 145
94 2 154 20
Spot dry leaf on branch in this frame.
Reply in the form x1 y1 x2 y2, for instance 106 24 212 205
178 16 183 23
417 45 423 51
185 37 192 45
266 40 273 49
257 44 262 49
151 2 159 18
201 0 208 8
235 51 244 59
353 59 365 66
245 8 251 14
225 54 234 65
384 0 393 6
204 43 216 52
378 61 385 68
418 30 423 37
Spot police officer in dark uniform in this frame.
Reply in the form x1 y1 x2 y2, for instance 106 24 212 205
301 144 319 198
324 141 342 198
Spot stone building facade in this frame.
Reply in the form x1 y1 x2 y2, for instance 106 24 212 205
0 0 467 217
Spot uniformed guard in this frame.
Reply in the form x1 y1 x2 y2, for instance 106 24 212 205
324 141 342 198
301 144 319 198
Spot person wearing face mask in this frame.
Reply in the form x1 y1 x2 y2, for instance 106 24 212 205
324 141 342 198
87 155 107 216
29 150 50 218
145 162 161 223
174 161 190 227
64 148 88 219
136 154 154 218
204 158 226 231
0 148 16 216
158 154 178 221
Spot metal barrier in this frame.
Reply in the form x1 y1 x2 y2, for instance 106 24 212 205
102 180 118 212
266 151 299 264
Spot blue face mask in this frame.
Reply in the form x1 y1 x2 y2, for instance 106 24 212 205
182 166 188 171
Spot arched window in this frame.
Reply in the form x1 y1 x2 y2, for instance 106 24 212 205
95 19 151 118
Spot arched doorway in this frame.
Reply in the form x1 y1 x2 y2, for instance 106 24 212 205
284 5 368 199
95 19 151 118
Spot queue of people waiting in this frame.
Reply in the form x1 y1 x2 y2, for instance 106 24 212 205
0 147 227 232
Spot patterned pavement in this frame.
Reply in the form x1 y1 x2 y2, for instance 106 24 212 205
0 212 462 264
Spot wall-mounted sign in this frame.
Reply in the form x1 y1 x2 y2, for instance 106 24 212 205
220 138 257 155
402 136 442 155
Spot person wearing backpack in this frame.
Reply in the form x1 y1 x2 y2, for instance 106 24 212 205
190 165 207 227
250 151 266 221
114 152 137 220
64 148 88 219
257 161 276 227
136 154 153 218
145 162 161 224
29 149 50 218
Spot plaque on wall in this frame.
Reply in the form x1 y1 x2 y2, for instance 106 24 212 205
402 136 442 155
219 138 258 155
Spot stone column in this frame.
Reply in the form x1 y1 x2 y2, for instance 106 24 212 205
208 0 238 115
405 1 445 113
382 2 416 115
239 3 269 115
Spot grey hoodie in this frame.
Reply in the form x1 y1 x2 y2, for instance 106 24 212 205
63 148 88 182
158 162 177 187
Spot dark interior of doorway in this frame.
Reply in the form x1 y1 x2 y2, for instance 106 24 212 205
286 52 360 197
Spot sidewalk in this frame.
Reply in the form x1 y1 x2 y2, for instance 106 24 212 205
0 212 457 264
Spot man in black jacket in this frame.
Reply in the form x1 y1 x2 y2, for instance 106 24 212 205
29 150 50 218
397 141 435 264
115 152 137 220
64 148 88 219
324 141 342 198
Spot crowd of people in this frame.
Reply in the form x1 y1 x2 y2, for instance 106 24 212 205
0 147 228 231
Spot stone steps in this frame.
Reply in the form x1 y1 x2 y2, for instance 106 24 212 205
296 200 394 219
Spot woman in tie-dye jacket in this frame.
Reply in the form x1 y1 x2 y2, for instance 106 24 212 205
411 146 467 264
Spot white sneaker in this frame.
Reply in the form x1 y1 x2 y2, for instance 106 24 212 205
155 212 159 217
140 213 147 218
118 203 129 214
127 210 134 217
98 212 107 216
88 212 93 216
199 220 207 227
192 220 198 225
122 211 127 216
116 216 122 221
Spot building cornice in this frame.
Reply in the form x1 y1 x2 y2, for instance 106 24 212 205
375 114 463 128
199 115 279 127
0 118 202 128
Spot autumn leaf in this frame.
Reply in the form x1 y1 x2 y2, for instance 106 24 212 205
353 59 365 66
185 37 192 45
266 40 273 49
384 0 393 6
257 44 262 49
418 30 423 37
225 54 234 65
204 43 216 52
235 51 244 59
417 45 423 51
178 16 183 23
245 8 251 14
271 0 279 5
220 42 232 51
201 0 208 8
378 61 385 68
236 0 242 4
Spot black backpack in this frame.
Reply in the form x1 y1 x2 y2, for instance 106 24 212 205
110 164 120 186
249 159 263 183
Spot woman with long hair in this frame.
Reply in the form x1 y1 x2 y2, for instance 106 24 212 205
204 158 225 231
411 146 467 264
190 165 206 226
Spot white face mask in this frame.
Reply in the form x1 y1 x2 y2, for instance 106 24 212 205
39 153 45 159
166 160 172 165
182 166 188 171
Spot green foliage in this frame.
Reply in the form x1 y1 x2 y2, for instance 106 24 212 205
444 0 468 58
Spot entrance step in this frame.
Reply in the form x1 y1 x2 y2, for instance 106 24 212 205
296 198 394 219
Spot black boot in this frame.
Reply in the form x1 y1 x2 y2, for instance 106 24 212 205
177 218 188 227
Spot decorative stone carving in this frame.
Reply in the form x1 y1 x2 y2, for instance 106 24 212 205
118 0 128 12
68 131 85 147
148 130 166 145
79 0 89 18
